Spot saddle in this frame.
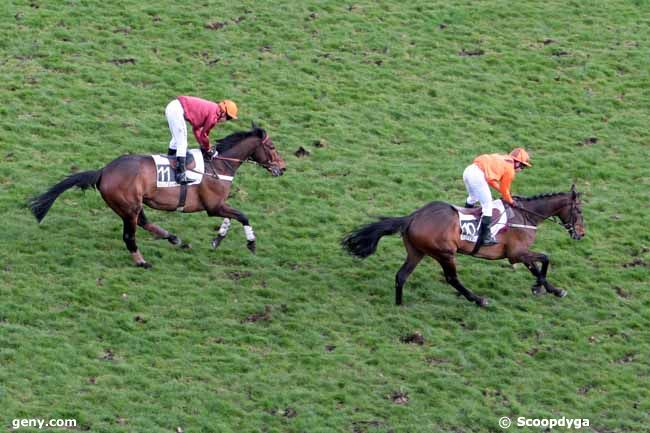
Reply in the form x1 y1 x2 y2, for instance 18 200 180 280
453 200 510 243
165 152 197 171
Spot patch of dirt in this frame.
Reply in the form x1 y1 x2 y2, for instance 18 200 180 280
101 348 115 361
282 407 297 418
426 356 448 366
541 38 556 45
551 49 569 56
438 23 448 30
134 315 147 324
241 305 272 323
260 45 272 52
226 271 253 280
308 12 318 20
205 21 226 30
390 390 409 405
577 384 593 394
614 286 630 299
113 26 131 34
325 345 336 352
580 137 598 146
526 348 539 357
110 58 136 65
88 376 97 384
623 258 647 268
400 331 424 345
294 146 310 157
616 353 635 364
352 420 385 433
459 48 485 57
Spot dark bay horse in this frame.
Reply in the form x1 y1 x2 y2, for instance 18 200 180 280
342 185 585 307
30 125 286 268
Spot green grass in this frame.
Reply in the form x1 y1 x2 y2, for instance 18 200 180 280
1 1 650 432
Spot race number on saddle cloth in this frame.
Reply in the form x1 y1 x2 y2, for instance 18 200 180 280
455 199 508 243
152 149 205 188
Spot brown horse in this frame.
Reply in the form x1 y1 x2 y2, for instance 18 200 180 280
342 185 585 307
30 124 286 268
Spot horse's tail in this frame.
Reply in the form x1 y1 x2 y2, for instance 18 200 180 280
29 169 102 223
341 216 411 258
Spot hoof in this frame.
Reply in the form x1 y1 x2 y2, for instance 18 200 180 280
247 240 256 254
180 243 191 249
136 261 152 269
211 235 225 250
167 235 181 246
476 297 489 307
555 289 568 298
531 285 546 296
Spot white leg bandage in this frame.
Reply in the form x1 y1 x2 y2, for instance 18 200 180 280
463 164 493 216
165 99 188 157
218 218 231 237
244 225 255 242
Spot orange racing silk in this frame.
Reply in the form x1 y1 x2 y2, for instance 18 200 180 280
473 153 516 204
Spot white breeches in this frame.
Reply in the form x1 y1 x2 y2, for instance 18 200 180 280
463 164 493 216
165 99 188 157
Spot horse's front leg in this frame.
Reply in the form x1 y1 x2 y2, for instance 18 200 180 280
517 252 566 298
208 204 256 254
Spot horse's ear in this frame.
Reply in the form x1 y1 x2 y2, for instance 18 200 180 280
251 121 259 130
570 183 577 198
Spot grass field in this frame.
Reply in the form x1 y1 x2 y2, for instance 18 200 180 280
1 1 650 432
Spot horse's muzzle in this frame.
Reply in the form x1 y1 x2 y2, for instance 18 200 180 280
269 166 285 177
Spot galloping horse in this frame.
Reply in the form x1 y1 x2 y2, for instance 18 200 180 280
30 124 286 268
342 185 585 307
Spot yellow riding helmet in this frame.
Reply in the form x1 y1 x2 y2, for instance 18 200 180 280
510 147 532 167
221 99 238 119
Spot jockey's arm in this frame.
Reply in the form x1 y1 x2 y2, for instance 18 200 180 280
193 126 210 151
499 174 514 204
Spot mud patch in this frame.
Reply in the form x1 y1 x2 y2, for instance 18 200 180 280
390 390 409 405
294 146 310 157
614 286 630 299
325 344 336 352
459 48 485 57
101 348 116 361
205 21 226 30
623 258 647 268
580 137 598 146
110 58 136 65
226 271 253 280
400 331 424 345
241 305 272 323
616 353 635 364
352 420 385 433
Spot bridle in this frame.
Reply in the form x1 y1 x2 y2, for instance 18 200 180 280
513 196 580 236
210 134 274 168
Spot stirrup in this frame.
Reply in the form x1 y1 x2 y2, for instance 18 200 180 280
175 173 190 185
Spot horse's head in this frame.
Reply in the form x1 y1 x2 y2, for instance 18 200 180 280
557 184 585 240
249 124 286 177
214 123 286 176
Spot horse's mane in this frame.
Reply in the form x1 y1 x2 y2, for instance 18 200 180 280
514 192 568 201
215 127 265 153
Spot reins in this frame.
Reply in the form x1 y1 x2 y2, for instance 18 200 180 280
512 199 578 234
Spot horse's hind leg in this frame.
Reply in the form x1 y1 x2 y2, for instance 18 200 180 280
395 239 424 305
436 253 488 307
122 214 151 268
137 210 189 248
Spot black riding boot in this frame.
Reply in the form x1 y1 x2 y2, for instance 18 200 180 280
167 148 177 156
175 156 190 185
478 215 498 246
464 201 475 208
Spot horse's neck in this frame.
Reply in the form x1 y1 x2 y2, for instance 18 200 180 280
213 138 257 174
522 195 568 221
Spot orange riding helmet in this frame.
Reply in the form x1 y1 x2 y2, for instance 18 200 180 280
510 147 532 167
220 99 238 119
